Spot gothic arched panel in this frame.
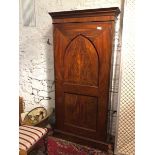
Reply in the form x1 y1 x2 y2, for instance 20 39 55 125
64 35 99 86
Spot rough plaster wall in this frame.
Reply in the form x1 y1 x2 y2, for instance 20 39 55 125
19 0 121 116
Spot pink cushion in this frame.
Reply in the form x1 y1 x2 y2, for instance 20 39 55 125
19 125 47 151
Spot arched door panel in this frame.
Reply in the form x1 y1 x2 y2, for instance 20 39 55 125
64 35 99 86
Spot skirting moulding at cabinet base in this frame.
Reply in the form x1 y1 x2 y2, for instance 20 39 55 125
54 129 112 151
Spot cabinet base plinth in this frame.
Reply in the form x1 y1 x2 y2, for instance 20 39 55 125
53 129 113 153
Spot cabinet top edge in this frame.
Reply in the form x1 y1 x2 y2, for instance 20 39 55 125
49 7 120 19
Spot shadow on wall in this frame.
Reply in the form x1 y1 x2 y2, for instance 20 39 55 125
44 25 55 115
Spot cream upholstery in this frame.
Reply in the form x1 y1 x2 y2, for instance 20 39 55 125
19 125 47 151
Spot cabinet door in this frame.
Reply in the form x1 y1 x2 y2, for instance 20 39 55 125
54 22 113 141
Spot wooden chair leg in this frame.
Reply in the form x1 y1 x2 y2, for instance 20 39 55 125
19 149 27 155
43 135 48 155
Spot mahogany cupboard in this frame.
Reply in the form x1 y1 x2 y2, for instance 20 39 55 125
49 7 120 151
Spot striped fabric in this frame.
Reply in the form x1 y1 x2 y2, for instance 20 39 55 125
19 125 47 151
